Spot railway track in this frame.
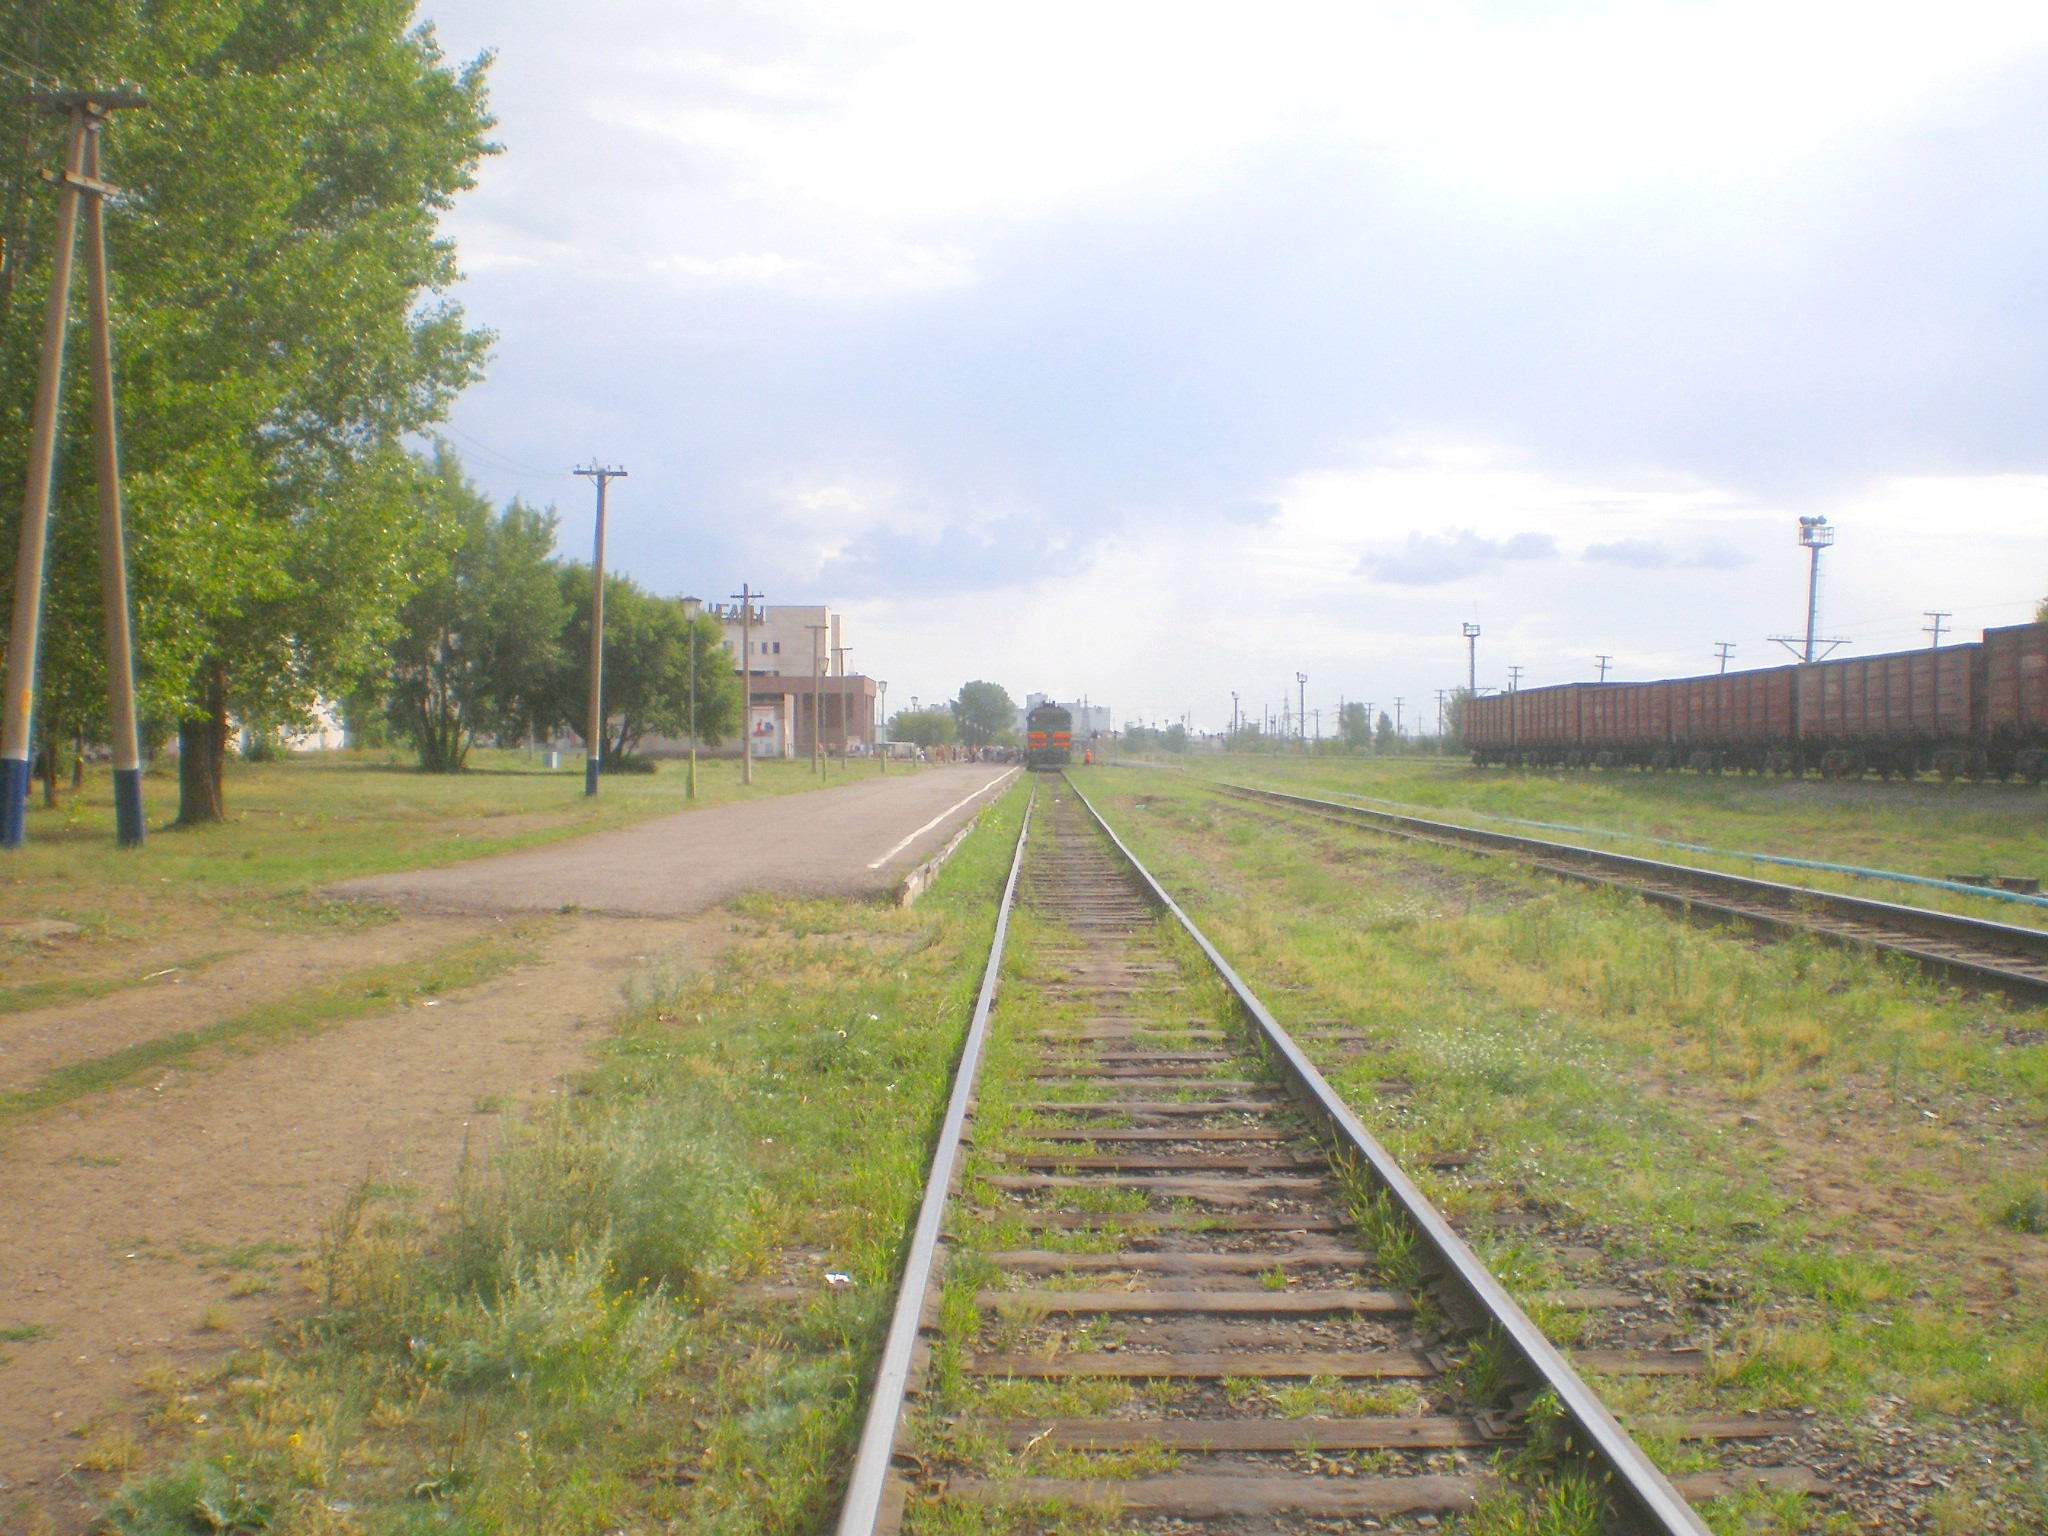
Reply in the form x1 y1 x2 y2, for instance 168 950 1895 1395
837 780 1824 1534
1215 780 2048 1006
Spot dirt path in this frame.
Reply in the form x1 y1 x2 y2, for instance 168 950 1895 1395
331 763 1018 916
0 915 483 1093
0 766 1016 1531
0 910 729 1531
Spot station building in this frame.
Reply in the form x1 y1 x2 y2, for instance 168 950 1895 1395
704 600 879 760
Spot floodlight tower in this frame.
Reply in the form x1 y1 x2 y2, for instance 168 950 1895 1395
1462 622 1481 696
1771 516 1844 662
1797 517 1832 662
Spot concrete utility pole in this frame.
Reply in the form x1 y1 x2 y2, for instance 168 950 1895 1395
1296 672 1307 754
1393 697 1404 738
1436 688 1448 742
3 90 150 850
732 582 761 784
682 597 701 798
574 464 626 796
1595 654 1612 682
1715 641 1735 674
806 622 828 775
877 680 888 772
1923 611 1951 649
1462 621 1481 698
1231 690 1239 744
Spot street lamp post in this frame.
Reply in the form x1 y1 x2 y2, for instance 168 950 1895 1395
681 596 701 799
574 463 626 797
834 645 852 766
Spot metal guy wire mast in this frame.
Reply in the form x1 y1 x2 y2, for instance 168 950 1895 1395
1595 654 1612 682
2 89 150 849
572 464 625 796
1296 672 1307 754
732 583 762 784
1771 516 1845 662
1463 621 1481 697
1924 611 1951 649
1715 641 1735 674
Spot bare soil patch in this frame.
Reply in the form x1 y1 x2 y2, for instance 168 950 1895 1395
0 909 732 1534
0 914 480 1093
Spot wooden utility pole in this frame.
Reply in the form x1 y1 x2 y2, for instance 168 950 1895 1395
574 463 624 796
1595 654 1612 682
732 584 762 784
2 89 149 850
1714 641 1735 674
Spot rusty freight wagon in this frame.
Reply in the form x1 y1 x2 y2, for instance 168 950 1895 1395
1795 647 1975 778
1668 666 1797 773
1979 624 2048 781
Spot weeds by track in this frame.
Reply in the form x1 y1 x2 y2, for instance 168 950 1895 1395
840 782 1832 1534
1215 780 2048 1006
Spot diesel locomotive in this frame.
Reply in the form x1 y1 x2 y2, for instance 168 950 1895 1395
1026 703 1073 770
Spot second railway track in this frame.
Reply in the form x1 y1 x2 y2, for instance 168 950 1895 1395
1212 779 2048 1006
838 779 1828 1535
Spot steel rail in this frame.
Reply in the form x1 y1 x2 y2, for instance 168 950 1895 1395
837 784 1034 1536
1063 774 1711 1536
1215 780 2048 999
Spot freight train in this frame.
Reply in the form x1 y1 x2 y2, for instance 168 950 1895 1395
1025 703 1073 770
1464 622 2048 781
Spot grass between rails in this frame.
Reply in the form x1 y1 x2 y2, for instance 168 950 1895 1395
90 784 1028 1536
1202 754 2048 929
1076 767 2048 1535
0 932 533 1123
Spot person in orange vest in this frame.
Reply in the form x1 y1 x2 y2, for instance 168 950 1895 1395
1083 748 1093 765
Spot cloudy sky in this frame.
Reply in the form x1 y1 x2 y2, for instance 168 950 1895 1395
415 0 2048 735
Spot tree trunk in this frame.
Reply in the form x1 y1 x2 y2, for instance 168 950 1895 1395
176 669 229 825
37 738 57 808
71 728 83 790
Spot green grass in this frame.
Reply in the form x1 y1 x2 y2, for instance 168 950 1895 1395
1205 752 2048 928
6 747 908 915
1076 765 2048 1533
96 784 1028 1536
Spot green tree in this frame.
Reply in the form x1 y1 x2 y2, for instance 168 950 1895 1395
0 1 496 825
1375 710 1396 752
544 572 740 765
679 609 743 751
1162 722 1189 753
889 709 956 749
952 680 1016 746
386 455 565 772
1339 702 1371 749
